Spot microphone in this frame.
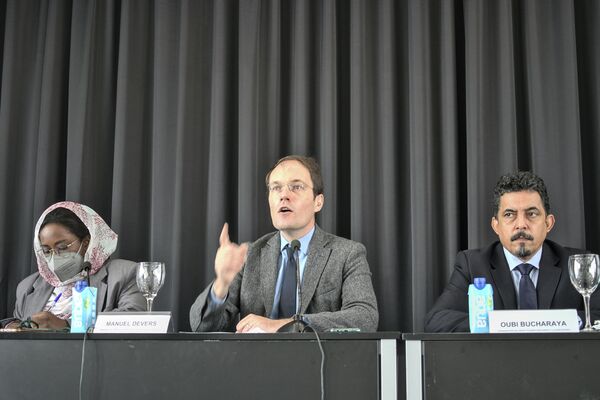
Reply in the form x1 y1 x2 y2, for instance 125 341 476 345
83 261 92 287
277 239 308 333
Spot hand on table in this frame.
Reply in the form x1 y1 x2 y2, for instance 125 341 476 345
236 314 292 333
30 311 69 330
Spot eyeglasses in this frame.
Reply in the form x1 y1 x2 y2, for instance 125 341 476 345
267 182 312 194
38 239 79 258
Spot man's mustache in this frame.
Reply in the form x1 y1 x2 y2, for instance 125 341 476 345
511 231 534 241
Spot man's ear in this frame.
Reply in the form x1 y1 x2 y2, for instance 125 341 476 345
491 216 499 235
545 214 555 233
314 194 324 212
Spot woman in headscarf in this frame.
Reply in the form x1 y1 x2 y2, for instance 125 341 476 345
4 201 146 329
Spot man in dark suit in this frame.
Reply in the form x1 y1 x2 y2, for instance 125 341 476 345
190 155 378 333
425 171 600 332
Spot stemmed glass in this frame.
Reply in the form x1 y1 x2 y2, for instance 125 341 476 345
568 254 600 331
136 262 166 312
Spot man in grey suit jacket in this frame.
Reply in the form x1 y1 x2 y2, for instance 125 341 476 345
426 171 600 332
190 155 378 333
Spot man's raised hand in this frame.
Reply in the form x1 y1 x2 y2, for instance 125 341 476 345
212 223 248 299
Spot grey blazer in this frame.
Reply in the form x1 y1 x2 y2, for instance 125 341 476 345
189 226 379 332
14 259 146 319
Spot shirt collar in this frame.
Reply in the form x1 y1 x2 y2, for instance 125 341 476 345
280 226 315 257
503 245 543 271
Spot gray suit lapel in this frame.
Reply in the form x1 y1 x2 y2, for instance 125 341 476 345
24 277 54 317
261 233 281 317
90 267 108 312
299 227 331 314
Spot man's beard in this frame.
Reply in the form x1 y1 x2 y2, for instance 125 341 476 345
516 243 532 258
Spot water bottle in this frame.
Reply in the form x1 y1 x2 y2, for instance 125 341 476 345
468 277 494 333
70 280 97 333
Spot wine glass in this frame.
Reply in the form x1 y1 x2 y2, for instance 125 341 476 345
568 254 600 331
136 262 166 312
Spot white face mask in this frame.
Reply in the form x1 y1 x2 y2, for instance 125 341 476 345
48 242 85 282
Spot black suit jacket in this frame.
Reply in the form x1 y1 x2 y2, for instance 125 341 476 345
425 240 600 332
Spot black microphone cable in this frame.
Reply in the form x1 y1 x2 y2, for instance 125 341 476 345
78 326 92 400
289 239 325 400
303 324 325 400
78 264 92 400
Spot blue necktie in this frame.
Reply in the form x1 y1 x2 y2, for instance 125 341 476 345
517 263 538 309
278 244 297 318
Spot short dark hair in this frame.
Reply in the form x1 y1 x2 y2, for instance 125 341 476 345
40 208 90 240
265 155 324 197
493 171 551 216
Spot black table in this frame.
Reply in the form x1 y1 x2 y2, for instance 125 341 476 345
0 331 401 400
403 332 600 400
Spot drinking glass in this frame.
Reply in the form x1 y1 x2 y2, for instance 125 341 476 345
568 254 600 331
136 262 165 312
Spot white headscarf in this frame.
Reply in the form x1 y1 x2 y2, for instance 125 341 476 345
33 201 118 295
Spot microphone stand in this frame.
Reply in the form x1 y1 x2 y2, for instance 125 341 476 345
83 262 92 287
277 241 308 333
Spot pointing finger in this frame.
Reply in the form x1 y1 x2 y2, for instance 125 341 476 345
219 222 230 246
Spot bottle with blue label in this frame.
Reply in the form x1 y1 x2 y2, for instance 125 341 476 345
70 280 97 333
468 277 494 333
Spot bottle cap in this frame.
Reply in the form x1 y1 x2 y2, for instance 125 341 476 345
74 280 88 292
473 277 486 290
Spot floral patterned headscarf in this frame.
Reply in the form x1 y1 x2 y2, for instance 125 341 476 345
33 201 118 291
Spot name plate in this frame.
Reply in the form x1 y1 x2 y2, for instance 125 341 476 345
489 309 579 333
93 312 171 333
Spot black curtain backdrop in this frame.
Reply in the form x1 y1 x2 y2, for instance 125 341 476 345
0 0 599 332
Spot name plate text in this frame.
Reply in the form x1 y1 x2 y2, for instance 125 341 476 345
489 309 579 333
93 312 171 333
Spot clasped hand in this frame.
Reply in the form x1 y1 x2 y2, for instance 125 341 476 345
4 312 69 330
